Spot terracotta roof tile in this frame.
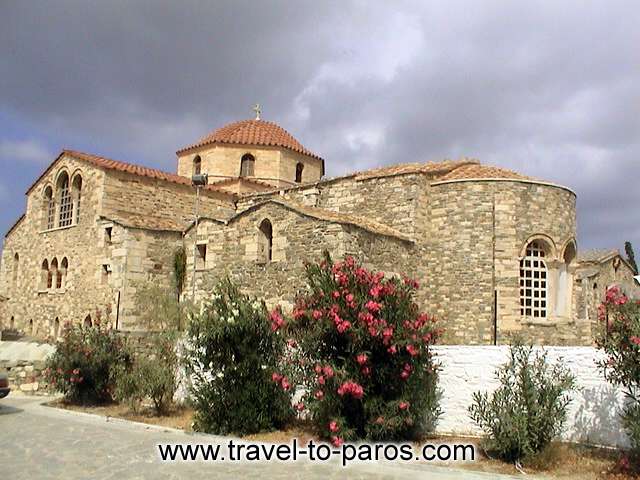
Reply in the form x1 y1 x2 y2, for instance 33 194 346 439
26 150 236 199
436 163 536 181
176 119 323 161
101 212 190 233
231 199 413 243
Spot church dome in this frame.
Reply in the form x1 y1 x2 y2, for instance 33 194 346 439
177 119 323 160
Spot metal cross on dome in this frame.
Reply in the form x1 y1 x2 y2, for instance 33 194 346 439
253 103 261 120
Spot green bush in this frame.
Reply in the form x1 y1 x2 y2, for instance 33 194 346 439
115 333 178 415
183 279 293 435
596 286 640 459
468 342 576 463
284 254 442 445
45 322 132 404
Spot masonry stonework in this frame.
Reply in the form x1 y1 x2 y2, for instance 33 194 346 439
1 118 635 345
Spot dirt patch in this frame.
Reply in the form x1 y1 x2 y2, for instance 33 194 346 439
48 399 194 432
46 401 636 479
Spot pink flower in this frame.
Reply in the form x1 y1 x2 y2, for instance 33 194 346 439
293 308 305 320
375 416 385 425
356 353 368 365
361 366 371 376
400 370 410 380
272 372 283 383
281 377 291 391
336 321 351 333
314 390 324 400
369 286 382 298
399 401 410 410
329 420 339 432
365 300 381 313
345 256 355 268
332 291 341 299
630 336 640 346
345 293 354 303
337 381 364 399
312 310 323 320
331 436 344 447
387 345 397 355
270 309 285 331
406 344 419 356
72 368 80 375
314 364 323 374
295 402 305 411
322 365 334 378
317 375 326 385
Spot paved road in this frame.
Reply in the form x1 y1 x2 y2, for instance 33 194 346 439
0 394 526 480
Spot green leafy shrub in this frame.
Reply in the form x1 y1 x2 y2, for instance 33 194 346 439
45 322 132 404
468 342 576 463
283 253 442 445
115 333 178 415
596 286 640 458
183 279 293 435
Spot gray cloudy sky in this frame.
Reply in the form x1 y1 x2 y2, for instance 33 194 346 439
0 0 638 251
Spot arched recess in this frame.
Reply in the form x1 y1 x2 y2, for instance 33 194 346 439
43 185 55 229
258 218 273 263
41 259 49 290
29 319 34 335
13 253 19 287
556 239 577 317
519 234 557 260
72 173 83 224
59 257 68 289
51 258 59 290
83 315 92 327
193 155 202 175
56 170 73 227
53 317 60 338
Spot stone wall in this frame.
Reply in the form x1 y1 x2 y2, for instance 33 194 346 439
433 345 627 448
0 155 118 336
0 341 55 396
185 202 414 309
427 180 583 345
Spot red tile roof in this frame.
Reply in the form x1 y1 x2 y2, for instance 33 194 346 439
25 150 236 199
436 163 535 181
176 119 323 161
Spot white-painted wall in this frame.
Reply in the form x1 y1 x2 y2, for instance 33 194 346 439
433 346 628 448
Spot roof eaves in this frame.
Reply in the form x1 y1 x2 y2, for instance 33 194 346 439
5 214 25 238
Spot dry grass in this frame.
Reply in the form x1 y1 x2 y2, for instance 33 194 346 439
47 400 638 479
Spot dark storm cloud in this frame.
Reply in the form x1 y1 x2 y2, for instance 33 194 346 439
0 0 638 250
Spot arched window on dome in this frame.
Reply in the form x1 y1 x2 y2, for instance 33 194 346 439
295 163 304 183
520 240 550 319
258 219 273 263
193 155 202 176
57 172 73 227
240 154 255 177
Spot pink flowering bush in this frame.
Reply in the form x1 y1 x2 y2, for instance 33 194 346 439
596 286 640 457
183 279 294 435
45 321 132 404
282 253 442 443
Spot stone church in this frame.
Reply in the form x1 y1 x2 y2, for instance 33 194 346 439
1 114 638 345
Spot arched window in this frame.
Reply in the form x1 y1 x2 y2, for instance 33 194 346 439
259 219 273 263
41 259 49 290
53 317 60 338
57 172 73 227
193 155 202 175
240 154 255 177
72 174 82 224
520 240 549 319
13 253 19 287
44 186 55 230
84 315 92 327
10 316 15 330
29 319 34 335
51 258 59 290
59 257 68 289
295 163 304 183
